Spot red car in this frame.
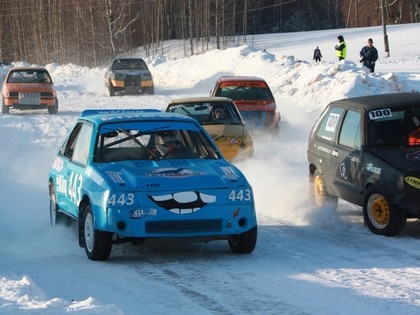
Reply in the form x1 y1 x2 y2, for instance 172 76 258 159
2 67 58 115
210 76 280 134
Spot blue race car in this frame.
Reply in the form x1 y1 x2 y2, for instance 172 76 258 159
48 109 257 260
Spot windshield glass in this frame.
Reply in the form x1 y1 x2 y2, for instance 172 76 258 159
167 101 243 124
8 69 52 83
368 107 420 147
111 59 148 71
95 122 219 162
216 85 274 101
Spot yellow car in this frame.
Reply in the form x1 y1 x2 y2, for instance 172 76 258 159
166 97 254 161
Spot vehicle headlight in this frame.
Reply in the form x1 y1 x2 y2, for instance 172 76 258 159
114 73 125 81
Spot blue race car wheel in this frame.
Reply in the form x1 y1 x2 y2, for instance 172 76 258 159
49 184 66 226
82 204 112 261
228 225 257 253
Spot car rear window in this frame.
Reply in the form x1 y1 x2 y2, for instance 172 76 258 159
8 70 51 83
368 107 420 147
112 59 148 71
215 84 274 101
167 102 242 124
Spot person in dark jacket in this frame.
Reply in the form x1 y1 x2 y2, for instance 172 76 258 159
313 46 322 63
360 38 379 73
335 35 346 61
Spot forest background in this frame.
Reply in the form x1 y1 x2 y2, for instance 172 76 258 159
0 0 419 67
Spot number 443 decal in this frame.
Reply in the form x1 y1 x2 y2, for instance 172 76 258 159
108 193 135 206
228 189 252 202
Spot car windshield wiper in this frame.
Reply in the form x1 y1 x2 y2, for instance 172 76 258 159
177 107 191 116
118 128 158 160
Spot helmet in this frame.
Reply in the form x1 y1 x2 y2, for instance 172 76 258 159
155 131 181 155
212 106 225 119
36 71 48 83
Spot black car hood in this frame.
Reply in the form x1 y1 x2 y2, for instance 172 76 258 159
113 69 151 76
372 148 420 172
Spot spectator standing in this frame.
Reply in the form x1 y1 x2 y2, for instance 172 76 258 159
313 46 322 63
360 38 379 73
335 35 346 61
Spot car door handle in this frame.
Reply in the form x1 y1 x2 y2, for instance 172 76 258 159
332 150 338 157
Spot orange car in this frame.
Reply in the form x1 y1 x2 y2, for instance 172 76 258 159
210 76 280 134
2 67 58 115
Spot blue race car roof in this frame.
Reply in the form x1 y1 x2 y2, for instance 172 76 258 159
79 109 200 125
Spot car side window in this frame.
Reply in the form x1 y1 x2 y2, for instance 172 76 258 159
316 107 344 142
62 122 93 165
72 124 93 165
338 110 361 149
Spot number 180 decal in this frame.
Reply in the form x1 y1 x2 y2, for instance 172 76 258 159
228 189 252 202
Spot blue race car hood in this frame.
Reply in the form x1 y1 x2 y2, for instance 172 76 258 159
96 159 246 191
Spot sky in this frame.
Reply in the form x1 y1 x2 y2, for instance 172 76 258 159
1 23 420 314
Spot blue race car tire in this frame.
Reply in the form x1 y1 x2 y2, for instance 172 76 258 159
228 225 257 253
82 204 112 261
49 184 67 226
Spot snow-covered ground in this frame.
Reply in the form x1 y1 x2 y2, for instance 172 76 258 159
1 23 420 314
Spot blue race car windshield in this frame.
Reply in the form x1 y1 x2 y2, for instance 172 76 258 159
95 121 220 162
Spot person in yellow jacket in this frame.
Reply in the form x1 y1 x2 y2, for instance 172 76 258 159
335 35 347 61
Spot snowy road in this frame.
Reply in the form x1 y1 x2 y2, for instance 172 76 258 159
1 87 420 314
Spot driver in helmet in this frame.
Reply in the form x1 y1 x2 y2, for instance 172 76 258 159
212 106 225 120
154 130 182 156
36 71 49 83
203 106 225 123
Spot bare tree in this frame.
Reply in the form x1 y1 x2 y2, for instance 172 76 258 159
103 0 142 57
243 0 248 42
0 0 419 66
